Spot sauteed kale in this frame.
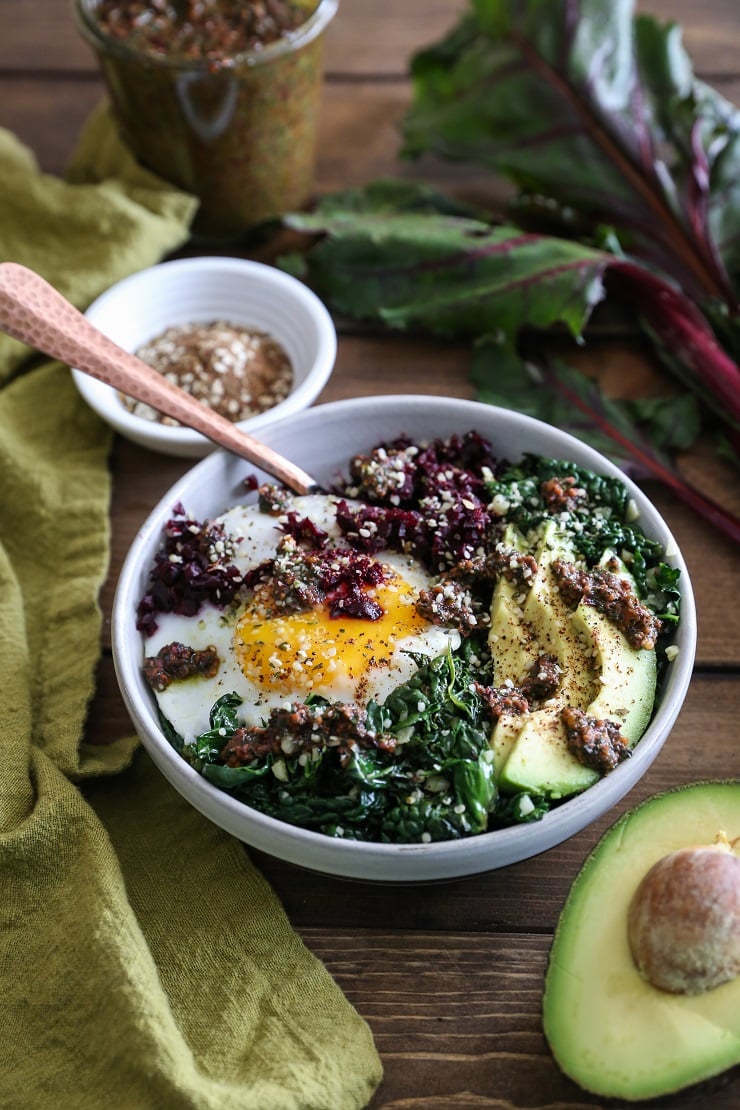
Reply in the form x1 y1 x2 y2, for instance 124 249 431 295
162 637 530 842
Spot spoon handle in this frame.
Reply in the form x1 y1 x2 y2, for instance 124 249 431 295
0 262 319 495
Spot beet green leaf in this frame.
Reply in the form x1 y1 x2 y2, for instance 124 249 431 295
402 0 740 307
284 190 611 344
472 346 740 544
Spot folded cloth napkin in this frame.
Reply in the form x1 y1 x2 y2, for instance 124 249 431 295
0 105 382 1110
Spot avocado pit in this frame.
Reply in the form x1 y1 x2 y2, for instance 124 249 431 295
627 839 740 995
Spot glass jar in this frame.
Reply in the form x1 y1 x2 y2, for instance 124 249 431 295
75 0 338 241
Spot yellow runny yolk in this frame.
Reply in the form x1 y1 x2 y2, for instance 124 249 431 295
233 573 428 697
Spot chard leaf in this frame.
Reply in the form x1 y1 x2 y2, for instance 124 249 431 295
402 0 740 305
625 394 701 453
182 692 244 771
296 178 487 220
284 182 740 438
472 344 650 472
209 691 243 732
284 201 611 343
157 705 184 755
472 344 740 544
608 260 740 431
203 763 270 788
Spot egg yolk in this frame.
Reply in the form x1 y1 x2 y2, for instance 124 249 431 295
233 574 430 698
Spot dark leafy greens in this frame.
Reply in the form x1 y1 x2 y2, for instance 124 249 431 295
280 0 740 545
403 0 740 306
180 642 510 843
282 185 613 348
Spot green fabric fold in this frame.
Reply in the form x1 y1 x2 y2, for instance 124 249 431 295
0 106 382 1110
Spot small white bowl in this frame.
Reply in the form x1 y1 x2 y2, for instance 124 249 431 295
72 256 337 457
113 396 697 882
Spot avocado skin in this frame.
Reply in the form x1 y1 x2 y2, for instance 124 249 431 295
543 781 740 1101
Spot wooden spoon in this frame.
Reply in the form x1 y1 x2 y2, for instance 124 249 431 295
0 261 320 495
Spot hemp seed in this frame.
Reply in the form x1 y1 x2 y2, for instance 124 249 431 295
122 319 294 424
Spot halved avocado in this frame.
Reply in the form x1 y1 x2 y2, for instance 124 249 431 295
543 781 740 1101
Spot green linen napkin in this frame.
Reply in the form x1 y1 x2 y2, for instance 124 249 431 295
0 105 382 1110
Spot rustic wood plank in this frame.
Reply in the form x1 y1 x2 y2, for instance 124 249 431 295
299 928 740 1109
80 647 740 1110
4 69 740 204
0 0 465 75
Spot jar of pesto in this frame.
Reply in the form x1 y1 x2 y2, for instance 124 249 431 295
75 0 338 241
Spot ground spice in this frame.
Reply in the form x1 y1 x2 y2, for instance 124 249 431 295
123 320 294 424
93 0 308 64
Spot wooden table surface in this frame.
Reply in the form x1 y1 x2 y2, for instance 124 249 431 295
5 1 740 1106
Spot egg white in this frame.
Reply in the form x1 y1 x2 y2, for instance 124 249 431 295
145 494 460 742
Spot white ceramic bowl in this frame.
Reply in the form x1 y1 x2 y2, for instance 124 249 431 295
112 396 697 881
72 256 337 457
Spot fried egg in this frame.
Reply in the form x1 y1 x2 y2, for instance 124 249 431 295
145 494 460 741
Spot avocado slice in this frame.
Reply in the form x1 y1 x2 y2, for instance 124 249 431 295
543 782 740 1100
490 521 595 793
489 523 657 798
572 602 656 740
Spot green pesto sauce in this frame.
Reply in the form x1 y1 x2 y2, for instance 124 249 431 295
82 0 330 239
